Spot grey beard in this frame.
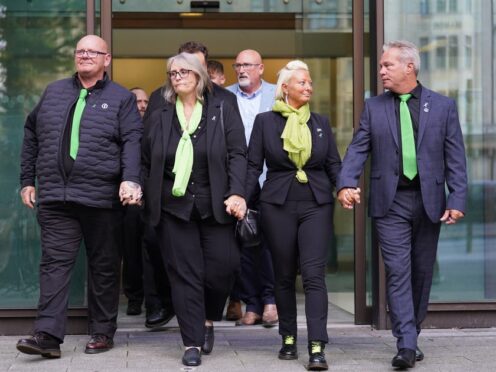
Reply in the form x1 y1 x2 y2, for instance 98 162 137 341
238 78 251 88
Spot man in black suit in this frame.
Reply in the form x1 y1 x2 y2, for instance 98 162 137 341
144 41 239 121
337 40 467 369
124 87 175 328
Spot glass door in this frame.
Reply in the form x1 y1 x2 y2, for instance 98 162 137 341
111 0 358 322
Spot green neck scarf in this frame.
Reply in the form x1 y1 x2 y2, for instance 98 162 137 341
272 99 312 183
172 98 203 197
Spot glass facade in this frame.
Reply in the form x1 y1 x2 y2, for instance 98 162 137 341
385 0 496 302
0 0 87 309
298 1 356 316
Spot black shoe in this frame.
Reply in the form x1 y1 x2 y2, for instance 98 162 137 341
145 308 175 328
416 346 424 361
392 348 416 369
182 347 201 366
16 332 61 358
126 302 142 316
307 341 328 371
278 335 298 360
201 325 214 354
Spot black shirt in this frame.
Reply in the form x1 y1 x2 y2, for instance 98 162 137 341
394 83 422 189
161 101 212 221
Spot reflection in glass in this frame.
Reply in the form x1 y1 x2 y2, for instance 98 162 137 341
385 0 495 302
298 2 355 316
0 0 87 309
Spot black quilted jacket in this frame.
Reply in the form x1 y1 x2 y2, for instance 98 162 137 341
20 74 142 208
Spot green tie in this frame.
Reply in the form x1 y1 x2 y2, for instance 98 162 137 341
399 94 417 180
70 88 88 160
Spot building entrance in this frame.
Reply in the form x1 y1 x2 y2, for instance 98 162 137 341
110 1 360 323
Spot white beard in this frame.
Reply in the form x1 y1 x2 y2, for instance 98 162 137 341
238 78 251 88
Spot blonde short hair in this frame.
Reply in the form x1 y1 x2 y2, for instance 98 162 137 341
163 52 212 104
275 60 310 101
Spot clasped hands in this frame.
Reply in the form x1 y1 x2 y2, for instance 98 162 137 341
119 181 143 206
224 194 247 220
337 187 361 209
20 181 143 208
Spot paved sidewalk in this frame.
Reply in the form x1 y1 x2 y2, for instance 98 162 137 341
2 302 496 371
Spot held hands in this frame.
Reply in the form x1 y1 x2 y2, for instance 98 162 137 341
20 186 36 209
440 209 464 225
224 194 247 220
337 187 361 209
119 181 143 206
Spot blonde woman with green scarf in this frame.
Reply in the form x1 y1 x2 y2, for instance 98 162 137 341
245 60 342 371
142 52 247 367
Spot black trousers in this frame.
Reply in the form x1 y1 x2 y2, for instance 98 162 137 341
374 188 441 351
142 223 173 313
34 202 122 341
121 205 144 306
157 212 239 346
230 238 276 314
260 201 331 343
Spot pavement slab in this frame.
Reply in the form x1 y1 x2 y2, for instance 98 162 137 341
3 300 496 371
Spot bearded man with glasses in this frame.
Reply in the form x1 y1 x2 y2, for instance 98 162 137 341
17 35 142 358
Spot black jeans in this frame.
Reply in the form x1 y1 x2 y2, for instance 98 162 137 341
260 201 332 343
35 202 122 341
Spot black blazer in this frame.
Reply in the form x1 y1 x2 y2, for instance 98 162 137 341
246 111 341 205
337 88 467 222
142 92 247 226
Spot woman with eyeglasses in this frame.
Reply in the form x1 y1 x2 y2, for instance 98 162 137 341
142 52 247 367
245 60 341 371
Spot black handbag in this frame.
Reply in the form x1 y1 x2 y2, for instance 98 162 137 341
235 209 261 247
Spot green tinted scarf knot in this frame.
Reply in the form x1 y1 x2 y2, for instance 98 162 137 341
172 98 203 197
272 99 311 183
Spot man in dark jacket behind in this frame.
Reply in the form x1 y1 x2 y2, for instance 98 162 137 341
144 41 240 121
17 35 143 358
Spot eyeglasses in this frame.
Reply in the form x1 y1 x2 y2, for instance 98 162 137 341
232 63 260 71
74 49 108 58
168 69 192 79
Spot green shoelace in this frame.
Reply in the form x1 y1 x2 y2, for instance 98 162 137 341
283 335 296 345
310 341 322 354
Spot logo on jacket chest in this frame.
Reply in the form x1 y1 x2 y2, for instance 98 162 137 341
90 103 109 110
